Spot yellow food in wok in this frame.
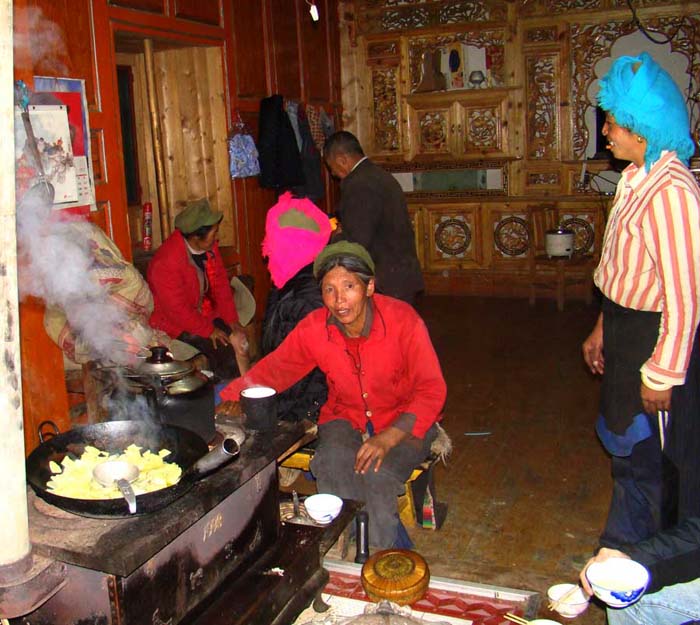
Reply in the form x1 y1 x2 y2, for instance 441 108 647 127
46 444 182 500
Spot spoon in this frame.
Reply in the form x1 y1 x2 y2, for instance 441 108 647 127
93 460 140 514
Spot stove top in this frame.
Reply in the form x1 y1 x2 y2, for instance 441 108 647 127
26 420 308 577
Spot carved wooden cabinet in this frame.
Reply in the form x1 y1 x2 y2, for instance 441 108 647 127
406 89 512 160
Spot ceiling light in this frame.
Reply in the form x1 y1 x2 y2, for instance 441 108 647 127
307 0 319 21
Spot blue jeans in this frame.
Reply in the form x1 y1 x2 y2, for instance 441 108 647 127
607 577 700 625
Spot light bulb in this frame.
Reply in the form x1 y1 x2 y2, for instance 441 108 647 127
309 2 319 21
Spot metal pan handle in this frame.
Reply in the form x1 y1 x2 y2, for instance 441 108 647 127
37 420 60 444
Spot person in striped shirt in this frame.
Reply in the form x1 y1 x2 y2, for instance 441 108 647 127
581 52 700 549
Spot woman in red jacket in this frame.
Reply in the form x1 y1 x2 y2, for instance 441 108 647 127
148 199 247 379
221 241 446 548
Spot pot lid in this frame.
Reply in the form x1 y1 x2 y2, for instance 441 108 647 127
134 345 194 378
546 227 574 235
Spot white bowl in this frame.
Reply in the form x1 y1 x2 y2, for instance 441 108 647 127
585 557 649 608
547 583 590 618
304 494 343 524
530 620 562 624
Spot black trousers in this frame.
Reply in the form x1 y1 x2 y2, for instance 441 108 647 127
178 318 240 381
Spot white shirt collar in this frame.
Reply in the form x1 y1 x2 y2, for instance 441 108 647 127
350 156 368 173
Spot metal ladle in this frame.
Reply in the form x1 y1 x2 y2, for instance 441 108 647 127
92 461 140 514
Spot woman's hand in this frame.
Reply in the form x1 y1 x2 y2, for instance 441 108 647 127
641 383 672 414
210 327 230 349
228 324 249 357
580 548 630 595
583 313 605 375
354 427 407 475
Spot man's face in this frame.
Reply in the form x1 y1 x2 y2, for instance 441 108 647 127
324 153 353 180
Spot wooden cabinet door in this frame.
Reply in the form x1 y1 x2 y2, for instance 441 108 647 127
454 90 510 158
423 203 482 270
406 101 460 160
407 204 426 270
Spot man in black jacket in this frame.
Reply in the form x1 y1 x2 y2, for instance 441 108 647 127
580 519 700 624
323 131 424 305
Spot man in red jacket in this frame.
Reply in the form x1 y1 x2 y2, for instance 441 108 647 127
221 242 446 548
148 199 247 379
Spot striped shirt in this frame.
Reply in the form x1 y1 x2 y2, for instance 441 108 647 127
595 151 700 385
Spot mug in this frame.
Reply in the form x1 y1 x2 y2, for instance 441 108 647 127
240 386 278 431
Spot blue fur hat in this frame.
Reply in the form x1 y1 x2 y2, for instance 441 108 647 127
598 52 695 166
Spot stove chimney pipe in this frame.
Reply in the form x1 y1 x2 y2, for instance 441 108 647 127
0 0 31 575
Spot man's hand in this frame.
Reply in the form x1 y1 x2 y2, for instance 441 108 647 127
580 548 630 595
354 427 408 474
641 383 672 414
582 313 605 375
210 327 229 349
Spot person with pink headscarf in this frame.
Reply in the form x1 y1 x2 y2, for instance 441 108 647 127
260 192 332 421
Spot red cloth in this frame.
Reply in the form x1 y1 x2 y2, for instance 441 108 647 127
221 294 445 438
147 230 238 338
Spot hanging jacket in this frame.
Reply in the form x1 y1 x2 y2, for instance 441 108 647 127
257 94 305 189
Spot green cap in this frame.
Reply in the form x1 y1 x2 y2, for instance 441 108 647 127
174 198 223 235
313 241 375 278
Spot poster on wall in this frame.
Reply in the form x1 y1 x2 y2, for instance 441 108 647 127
15 104 79 205
33 76 96 213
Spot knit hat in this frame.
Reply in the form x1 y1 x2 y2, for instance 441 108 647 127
174 198 223 235
598 52 695 166
313 241 375 278
262 192 331 289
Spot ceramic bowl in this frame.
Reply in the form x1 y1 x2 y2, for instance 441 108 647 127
585 557 649 608
529 620 562 624
546 583 590 618
303 494 343 524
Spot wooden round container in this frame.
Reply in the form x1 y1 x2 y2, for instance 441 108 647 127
361 549 430 605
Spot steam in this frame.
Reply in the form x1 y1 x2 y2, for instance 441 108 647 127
16 198 140 365
13 7 69 77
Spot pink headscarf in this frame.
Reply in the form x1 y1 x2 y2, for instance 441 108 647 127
262 192 332 289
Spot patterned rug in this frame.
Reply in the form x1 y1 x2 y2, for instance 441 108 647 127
294 559 540 625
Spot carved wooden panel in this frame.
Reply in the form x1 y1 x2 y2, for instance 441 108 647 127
492 211 529 258
525 52 560 160
518 0 601 16
371 67 401 153
174 0 222 26
425 204 481 269
525 167 562 194
461 106 501 152
108 0 164 12
407 103 456 158
357 0 507 35
569 16 700 158
524 26 558 43
230 1 268 100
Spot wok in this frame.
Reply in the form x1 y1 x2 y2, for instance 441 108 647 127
26 420 235 518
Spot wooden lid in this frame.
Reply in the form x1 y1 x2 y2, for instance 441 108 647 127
361 549 430 605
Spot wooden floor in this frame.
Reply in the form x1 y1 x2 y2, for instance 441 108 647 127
406 295 611 624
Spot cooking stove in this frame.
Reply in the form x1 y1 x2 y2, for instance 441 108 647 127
8 420 359 625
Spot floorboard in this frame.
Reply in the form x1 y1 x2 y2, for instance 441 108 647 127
407 295 610 624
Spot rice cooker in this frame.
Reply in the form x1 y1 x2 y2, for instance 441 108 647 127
545 227 575 258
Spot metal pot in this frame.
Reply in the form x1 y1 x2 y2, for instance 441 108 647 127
94 346 216 442
545 227 575 258
26 420 239 518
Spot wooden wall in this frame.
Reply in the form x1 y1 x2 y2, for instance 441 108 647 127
13 0 342 450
